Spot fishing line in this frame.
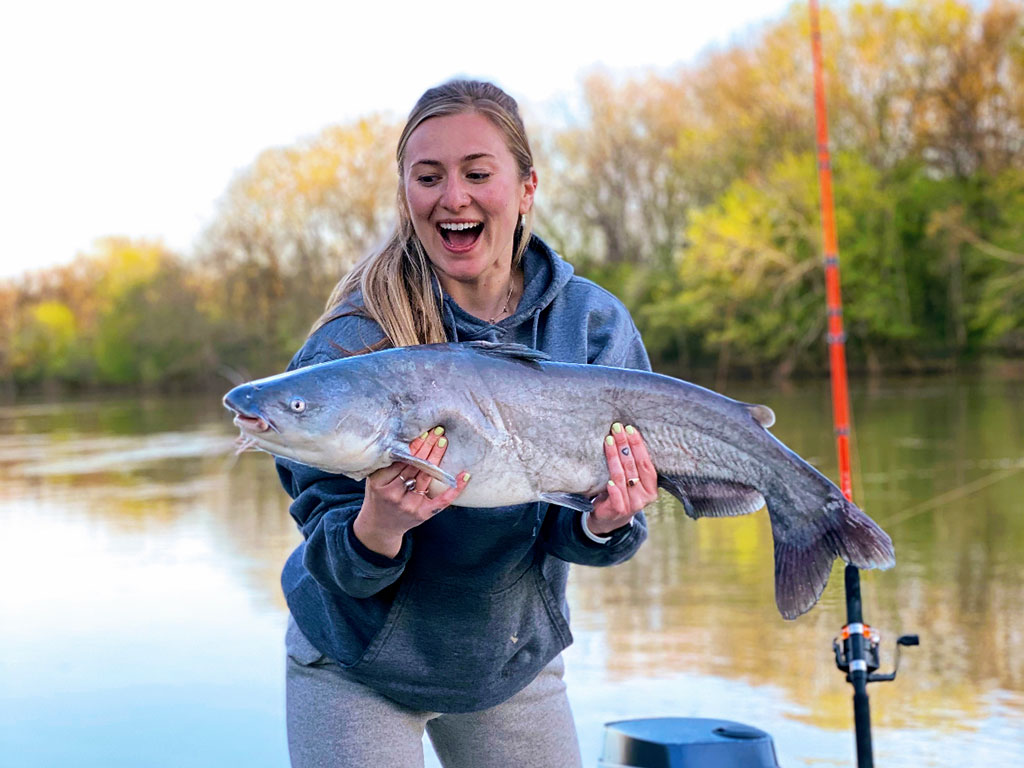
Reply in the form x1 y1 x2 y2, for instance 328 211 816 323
885 463 1024 527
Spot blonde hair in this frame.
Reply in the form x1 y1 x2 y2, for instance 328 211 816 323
312 80 536 347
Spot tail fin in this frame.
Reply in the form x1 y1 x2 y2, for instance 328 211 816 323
770 495 895 620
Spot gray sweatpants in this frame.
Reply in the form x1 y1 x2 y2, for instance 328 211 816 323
285 618 583 768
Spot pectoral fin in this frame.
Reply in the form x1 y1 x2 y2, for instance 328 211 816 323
658 475 766 520
540 492 595 515
388 444 458 488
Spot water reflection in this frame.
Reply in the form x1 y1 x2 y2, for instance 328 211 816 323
0 376 1021 767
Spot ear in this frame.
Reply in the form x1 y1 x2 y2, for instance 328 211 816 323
519 168 538 215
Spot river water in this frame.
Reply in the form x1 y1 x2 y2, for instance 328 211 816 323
1 374 1021 766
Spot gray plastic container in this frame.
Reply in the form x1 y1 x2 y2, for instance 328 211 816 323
599 717 780 768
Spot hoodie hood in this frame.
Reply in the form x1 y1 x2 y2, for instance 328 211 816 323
439 235 575 345
295 233 645 372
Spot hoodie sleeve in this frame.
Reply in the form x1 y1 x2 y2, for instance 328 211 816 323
274 314 408 599
539 503 648 566
593 329 652 371
276 459 411 599
539 307 652 566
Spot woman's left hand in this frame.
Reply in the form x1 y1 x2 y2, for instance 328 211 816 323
586 423 659 536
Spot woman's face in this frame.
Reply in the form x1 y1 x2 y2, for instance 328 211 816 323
403 111 536 285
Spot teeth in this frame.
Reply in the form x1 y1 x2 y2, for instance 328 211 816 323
439 222 481 231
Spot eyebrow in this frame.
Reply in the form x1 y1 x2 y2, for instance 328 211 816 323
411 152 496 167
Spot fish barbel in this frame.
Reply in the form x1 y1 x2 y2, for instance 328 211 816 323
223 341 894 618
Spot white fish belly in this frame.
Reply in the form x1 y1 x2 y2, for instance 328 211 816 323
427 410 619 508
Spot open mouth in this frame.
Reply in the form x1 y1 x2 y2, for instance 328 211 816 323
232 413 271 433
438 221 483 252
222 388 274 433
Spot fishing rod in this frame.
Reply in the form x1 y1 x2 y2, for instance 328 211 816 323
807 3 918 767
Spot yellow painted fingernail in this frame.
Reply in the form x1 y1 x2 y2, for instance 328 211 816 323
605 435 615 446
462 472 471 482
608 480 616 487
612 422 623 434
434 426 445 436
625 425 635 435
420 432 428 440
438 437 447 448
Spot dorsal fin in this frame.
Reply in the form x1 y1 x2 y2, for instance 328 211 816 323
747 404 775 429
462 341 550 364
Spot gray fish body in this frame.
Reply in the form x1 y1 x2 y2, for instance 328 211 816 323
224 341 894 618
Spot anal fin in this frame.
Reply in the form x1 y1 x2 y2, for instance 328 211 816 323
658 475 766 520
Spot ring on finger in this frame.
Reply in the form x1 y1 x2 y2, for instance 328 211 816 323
626 477 640 487
411 489 428 496
404 478 417 491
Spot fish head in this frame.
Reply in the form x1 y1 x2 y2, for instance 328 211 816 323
222 361 393 476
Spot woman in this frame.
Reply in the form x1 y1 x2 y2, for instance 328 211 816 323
277 79 658 768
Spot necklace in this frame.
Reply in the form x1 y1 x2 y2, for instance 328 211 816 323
486 279 516 325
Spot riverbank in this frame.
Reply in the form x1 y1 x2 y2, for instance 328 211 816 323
3 353 1022 403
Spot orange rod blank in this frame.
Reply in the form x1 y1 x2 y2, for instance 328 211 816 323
809 0 854 502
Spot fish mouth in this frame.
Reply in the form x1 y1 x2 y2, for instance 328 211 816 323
437 221 483 253
232 413 272 433
222 392 278 434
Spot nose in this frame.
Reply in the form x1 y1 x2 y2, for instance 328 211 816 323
439 176 471 211
223 383 272 432
223 383 258 417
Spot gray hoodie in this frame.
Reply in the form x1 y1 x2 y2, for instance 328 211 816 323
276 235 650 713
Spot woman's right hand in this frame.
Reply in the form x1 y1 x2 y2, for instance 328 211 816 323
353 427 471 558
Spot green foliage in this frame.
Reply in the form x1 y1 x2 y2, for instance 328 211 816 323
948 169 1024 353
551 0 1024 376
12 301 83 382
94 261 209 386
3 1 1024 390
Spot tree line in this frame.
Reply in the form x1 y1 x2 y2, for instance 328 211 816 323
3 0 1023 393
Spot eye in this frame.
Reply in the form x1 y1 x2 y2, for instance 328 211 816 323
289 397 306 413
467 172 490 182
417 174 440 185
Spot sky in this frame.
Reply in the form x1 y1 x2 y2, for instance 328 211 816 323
0 0 796 279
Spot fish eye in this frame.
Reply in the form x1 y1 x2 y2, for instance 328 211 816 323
288 397 306 413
